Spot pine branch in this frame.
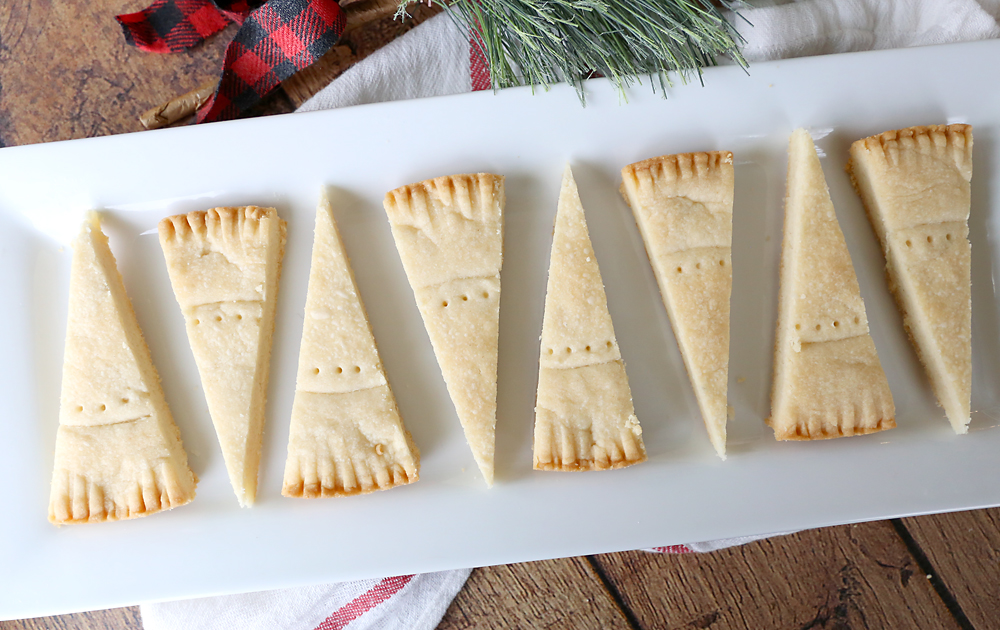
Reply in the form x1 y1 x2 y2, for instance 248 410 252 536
398 0 746 97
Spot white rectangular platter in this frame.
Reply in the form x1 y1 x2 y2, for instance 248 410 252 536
1 39 999 620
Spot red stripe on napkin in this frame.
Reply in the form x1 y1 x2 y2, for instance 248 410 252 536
469 31 490 91
313 575 415 630
647 545 694 554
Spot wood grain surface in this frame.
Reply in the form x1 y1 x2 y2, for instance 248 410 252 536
592 523 963 630
0 0 440 146
901 509 1000 629
438 558 633 630
2 1 998 629
0 608 142 630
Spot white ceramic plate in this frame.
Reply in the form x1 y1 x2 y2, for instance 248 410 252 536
2 39 999 620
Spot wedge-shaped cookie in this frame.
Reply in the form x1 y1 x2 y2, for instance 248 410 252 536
848 124 972 434
159 206 285 506
621 151 733 459
283 191 419 498
534 166 646 471
770 129 895 440
383 174 503 486
50 213 197 524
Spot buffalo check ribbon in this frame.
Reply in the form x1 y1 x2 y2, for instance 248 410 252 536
117 0 346 122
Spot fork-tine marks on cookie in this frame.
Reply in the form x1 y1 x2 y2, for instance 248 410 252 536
769 130 895 441
621 151 734 458
533 166 646 472
383 174 504 486
848 124 972 433
50 214 196 524
159 206 286 507
282 190 419 498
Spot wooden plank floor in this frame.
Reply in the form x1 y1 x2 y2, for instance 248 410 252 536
2 1 998 629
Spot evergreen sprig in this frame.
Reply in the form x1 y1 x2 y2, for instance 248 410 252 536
398 0 746 97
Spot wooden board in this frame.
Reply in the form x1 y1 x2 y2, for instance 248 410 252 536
901 508 1000 629
438 558 632 630
0 608 142 630
592 522 963 629
0 0 440 146
0 0 233 146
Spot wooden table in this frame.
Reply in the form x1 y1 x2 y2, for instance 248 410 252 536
2 1 998 628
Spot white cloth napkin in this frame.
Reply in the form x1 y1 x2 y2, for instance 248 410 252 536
735 0 1000 61
141 2 999 628
141 570 471 630
299 0 1000 112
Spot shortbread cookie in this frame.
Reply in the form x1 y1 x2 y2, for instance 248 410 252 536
159 206 285 506
283 190 419 498
383 174 504 486
621 151 733 459
50 213 197 524
848 124 972 433
769 129 895 440
534 166 646 471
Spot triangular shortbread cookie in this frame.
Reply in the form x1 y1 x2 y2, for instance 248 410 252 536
283 191 419 497
533 166 646 471
159 207 285 506
383 174 504 486
49 213 197 524
848 124 972 433
769 129 895 440
621 151 733 459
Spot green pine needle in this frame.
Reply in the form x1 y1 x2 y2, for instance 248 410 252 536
397 0 747 98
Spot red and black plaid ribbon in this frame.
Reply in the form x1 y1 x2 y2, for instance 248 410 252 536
117 0 345 122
